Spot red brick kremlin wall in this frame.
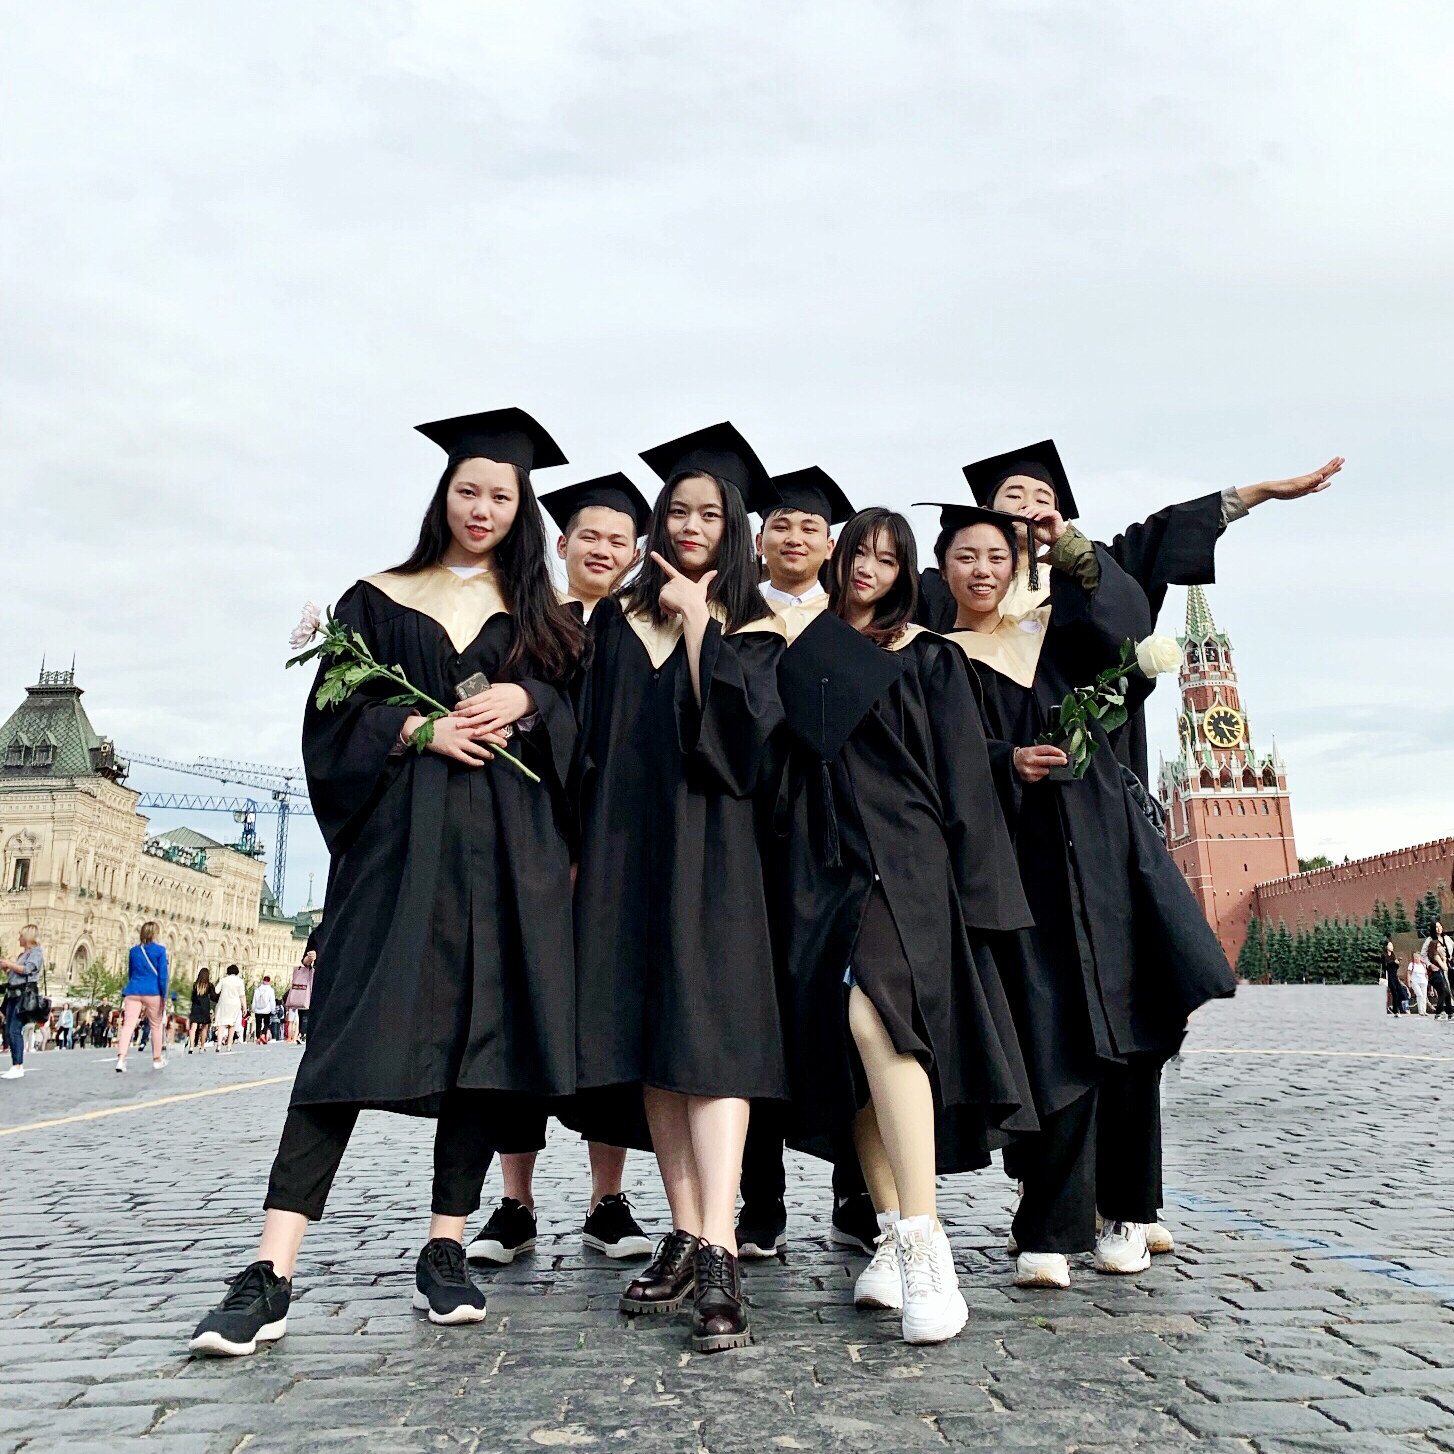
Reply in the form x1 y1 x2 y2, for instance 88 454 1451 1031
1254 837 1454 930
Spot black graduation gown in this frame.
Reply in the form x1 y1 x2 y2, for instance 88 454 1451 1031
772 630 1040 1173
961 551 1236 1066
295 580 578 1120
918 491 1226 786
571 597 789 1106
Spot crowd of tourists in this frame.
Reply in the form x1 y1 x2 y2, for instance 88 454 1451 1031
1387 924 1454 1016
173 408 1341 1362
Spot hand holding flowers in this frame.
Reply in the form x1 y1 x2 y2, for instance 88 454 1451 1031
1035 633 1180 780
287 604 540 783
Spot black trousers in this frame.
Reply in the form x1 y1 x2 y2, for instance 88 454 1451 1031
264 1091 497 1222
740 1099 867 1205
1430 971 1454 1018
1007 1056 1162 1255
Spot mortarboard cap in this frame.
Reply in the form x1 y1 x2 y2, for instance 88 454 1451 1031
961 439 1077 520
415 407 568 472
538 472 652 537
766 466 856 526
639 421 779 515
778 609 906 763
913 502 1038 588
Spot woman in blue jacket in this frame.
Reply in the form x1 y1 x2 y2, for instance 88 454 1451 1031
116 921 169 1073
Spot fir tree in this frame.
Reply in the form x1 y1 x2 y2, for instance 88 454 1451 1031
1416 891 1442 938
1267 919 1295 982
1393 897 1412 933
1236 915 1267 981
1372 899 1394 939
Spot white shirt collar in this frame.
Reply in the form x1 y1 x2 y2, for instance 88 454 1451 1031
760 580 827 608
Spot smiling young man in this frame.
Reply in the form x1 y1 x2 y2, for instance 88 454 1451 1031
540 473 652 620
463 473 658 1270
736 466 884 1263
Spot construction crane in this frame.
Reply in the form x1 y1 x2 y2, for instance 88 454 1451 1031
124 753 312 905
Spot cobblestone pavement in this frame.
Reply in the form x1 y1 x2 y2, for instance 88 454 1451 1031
6 985 1453 1453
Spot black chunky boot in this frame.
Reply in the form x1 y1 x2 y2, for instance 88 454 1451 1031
691 1243 750 1352
619 1229 699 1314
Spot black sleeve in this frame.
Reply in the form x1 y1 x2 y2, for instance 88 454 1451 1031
914 568 959 631
678 623 786 796
301 584 414 852
1105 492 1224 625
921 643 1033 931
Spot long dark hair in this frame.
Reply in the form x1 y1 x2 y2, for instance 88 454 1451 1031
620 472 771 631
829 508 918 646
194 967 211 993
390 459 586 684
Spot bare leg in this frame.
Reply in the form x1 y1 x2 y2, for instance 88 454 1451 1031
588 1142 628 1206
500 1152 537 1208
255 1208 309 1279
848 988 937 1221
851 1103 900 1214
686 1095 749 1253
428 1213 467 1245
644 1087 703 1237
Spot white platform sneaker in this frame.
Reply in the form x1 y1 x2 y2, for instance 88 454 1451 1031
1014 1251 1071 1289
1093 1219 1151 1274
896 1215 968 1344
853 1211 902 1310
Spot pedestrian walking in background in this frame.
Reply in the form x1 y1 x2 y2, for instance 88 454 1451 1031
251 976 277 1045
188 968 216 1053
1410 953 1429 1015
57 1005 74 1049
0 927 45 1080
116 923 169 1073
1384 940 1407 1015
283 947 315 1045
214 966 245 1051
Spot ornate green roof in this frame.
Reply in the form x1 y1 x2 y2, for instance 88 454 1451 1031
1181 584 1230 646
0 667 126 782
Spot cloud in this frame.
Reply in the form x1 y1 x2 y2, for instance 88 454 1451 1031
3 0 1451 904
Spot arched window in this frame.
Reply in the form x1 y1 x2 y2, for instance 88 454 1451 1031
1211 802 1221 816
1200 769 1215 789
1262 767 1277 787
1237 802 1246 815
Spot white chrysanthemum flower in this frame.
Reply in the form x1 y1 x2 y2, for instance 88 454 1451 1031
1135 634 1182 677
288 601 324 649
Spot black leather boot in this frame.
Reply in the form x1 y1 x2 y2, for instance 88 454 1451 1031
619 1229 699 1314
691 1244 750 1352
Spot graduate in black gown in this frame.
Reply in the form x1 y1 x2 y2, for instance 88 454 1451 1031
462 474 657 1270
921 440 1337 1257
933 502 1234 1289
571 423 787 1353
773 508 1038 1343
190 409 586 1357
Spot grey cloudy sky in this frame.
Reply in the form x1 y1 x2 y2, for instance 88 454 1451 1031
4 1 1450 910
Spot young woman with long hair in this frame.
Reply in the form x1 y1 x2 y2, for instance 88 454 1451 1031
936 499 1232 1290
772 507 1035 1342
187 966 215 1053
190 408 585 1356
570 423 787 1353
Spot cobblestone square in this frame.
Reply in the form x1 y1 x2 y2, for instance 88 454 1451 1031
6 985 1449 1452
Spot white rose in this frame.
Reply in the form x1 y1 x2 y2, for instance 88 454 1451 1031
1135 634 1182 677
288 601 324 649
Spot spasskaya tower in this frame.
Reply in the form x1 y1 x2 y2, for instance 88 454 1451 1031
1158 585 1298 961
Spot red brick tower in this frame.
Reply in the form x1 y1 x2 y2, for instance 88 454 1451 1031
1158 586 1298 962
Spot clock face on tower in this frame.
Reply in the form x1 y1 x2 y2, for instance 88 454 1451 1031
1203 704 1246 749
1178 714 1194 752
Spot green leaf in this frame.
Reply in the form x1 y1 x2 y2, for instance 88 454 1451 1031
1101 704 1128 733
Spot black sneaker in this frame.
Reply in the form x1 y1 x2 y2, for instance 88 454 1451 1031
830 1191 879 1255
412 1238 487 1325
735 1198 787 1259
189 1260 291 1357
465 1196 537 1264
582 1193 652 1259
